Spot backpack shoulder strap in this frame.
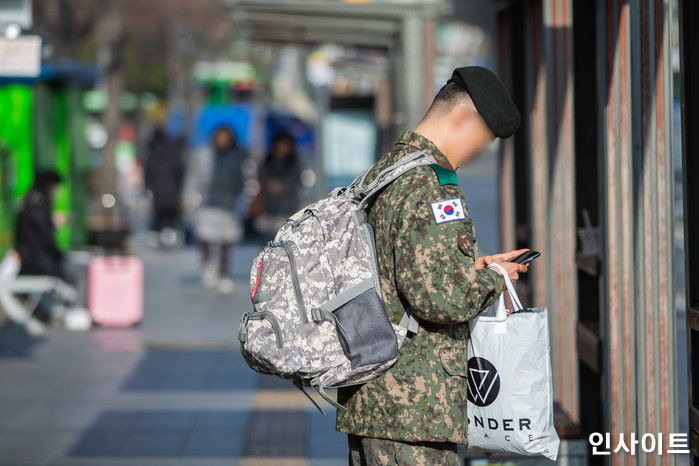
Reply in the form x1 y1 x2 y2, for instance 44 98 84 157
351 151 436 209
350 151 435 335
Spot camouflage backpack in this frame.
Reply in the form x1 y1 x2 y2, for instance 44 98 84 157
238 151 435 412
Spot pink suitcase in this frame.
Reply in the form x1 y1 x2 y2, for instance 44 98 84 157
88 256 144 327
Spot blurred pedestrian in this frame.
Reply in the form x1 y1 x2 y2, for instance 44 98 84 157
252 131 303 240
196 126 245 293
144 126 185 247
15 171 66 280
13 171 73 324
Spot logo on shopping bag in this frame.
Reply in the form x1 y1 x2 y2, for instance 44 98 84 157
467 357 500 407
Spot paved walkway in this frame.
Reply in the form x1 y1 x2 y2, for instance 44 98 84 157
0 242 346 465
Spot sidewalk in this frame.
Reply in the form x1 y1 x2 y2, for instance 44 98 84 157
0 242 346 465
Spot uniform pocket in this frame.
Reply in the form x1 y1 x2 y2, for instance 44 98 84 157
438 342 469 433
439 345 468 377
456 229 476 258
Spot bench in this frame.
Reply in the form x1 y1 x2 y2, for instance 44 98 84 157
0 251 80 334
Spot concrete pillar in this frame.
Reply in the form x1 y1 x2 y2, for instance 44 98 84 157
400 13 425 129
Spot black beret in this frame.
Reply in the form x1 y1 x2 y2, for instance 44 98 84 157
447 66 521 138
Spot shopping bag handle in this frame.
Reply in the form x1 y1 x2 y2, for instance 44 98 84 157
487 262 524 319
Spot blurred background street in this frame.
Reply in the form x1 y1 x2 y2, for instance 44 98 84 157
0 238 346 465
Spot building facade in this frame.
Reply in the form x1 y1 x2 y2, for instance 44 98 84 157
495 0 682 464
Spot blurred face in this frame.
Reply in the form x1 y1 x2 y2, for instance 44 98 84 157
273 138 293 159
214 129 233 151
443 104 495 167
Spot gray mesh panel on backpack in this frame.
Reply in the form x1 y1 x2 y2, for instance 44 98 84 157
238 151 435 410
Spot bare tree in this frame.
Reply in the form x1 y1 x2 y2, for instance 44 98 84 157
33 0 235 230
95 0 123 226
33 0 102 59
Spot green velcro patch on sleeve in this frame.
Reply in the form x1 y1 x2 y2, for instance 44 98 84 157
429 163 458 186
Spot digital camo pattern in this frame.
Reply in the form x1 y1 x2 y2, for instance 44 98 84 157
238 150 435 390
336 131 506 444
348 434 459 466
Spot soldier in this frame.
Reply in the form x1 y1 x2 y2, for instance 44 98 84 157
336 66 529 465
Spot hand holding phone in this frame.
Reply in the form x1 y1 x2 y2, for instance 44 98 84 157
511 250 541 265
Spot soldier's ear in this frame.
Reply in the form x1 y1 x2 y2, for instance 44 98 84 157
445 104 471 129
448 104 482 135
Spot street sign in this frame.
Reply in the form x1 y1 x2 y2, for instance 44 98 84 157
0 35 41 77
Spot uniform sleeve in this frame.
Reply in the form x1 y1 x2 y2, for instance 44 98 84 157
393 185 505 324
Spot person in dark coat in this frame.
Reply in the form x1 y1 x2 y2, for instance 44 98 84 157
144 127 185 234
15 170 65 279
196 126 246 293
253 131 303 240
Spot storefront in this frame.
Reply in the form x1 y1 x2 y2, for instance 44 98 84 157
495 0 681 464
0 61 97 255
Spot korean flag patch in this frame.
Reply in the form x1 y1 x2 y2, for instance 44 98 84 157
430 198 466 224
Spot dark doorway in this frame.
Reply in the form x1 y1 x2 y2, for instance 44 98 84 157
509 1 529 256
679 0 699 461
572 0 604 463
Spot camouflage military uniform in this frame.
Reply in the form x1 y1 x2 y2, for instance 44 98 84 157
348 434 458 465
336 131 505 461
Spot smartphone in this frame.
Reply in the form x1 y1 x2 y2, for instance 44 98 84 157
511 250 541 265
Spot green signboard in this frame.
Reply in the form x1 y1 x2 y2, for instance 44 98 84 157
0 85 33 256
0 81 92 255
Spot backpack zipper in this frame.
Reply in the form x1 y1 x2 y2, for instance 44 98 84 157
266 241 308 323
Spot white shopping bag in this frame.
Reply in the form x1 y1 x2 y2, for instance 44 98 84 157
466 262 560 461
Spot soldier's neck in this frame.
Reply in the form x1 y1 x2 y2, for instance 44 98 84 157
412 125 458 171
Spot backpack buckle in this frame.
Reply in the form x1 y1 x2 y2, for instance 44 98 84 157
310 308 325 323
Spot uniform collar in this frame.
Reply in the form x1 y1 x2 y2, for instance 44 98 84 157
395 130 454 171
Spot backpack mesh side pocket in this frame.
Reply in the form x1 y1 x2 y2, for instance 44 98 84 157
332 287 398 369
